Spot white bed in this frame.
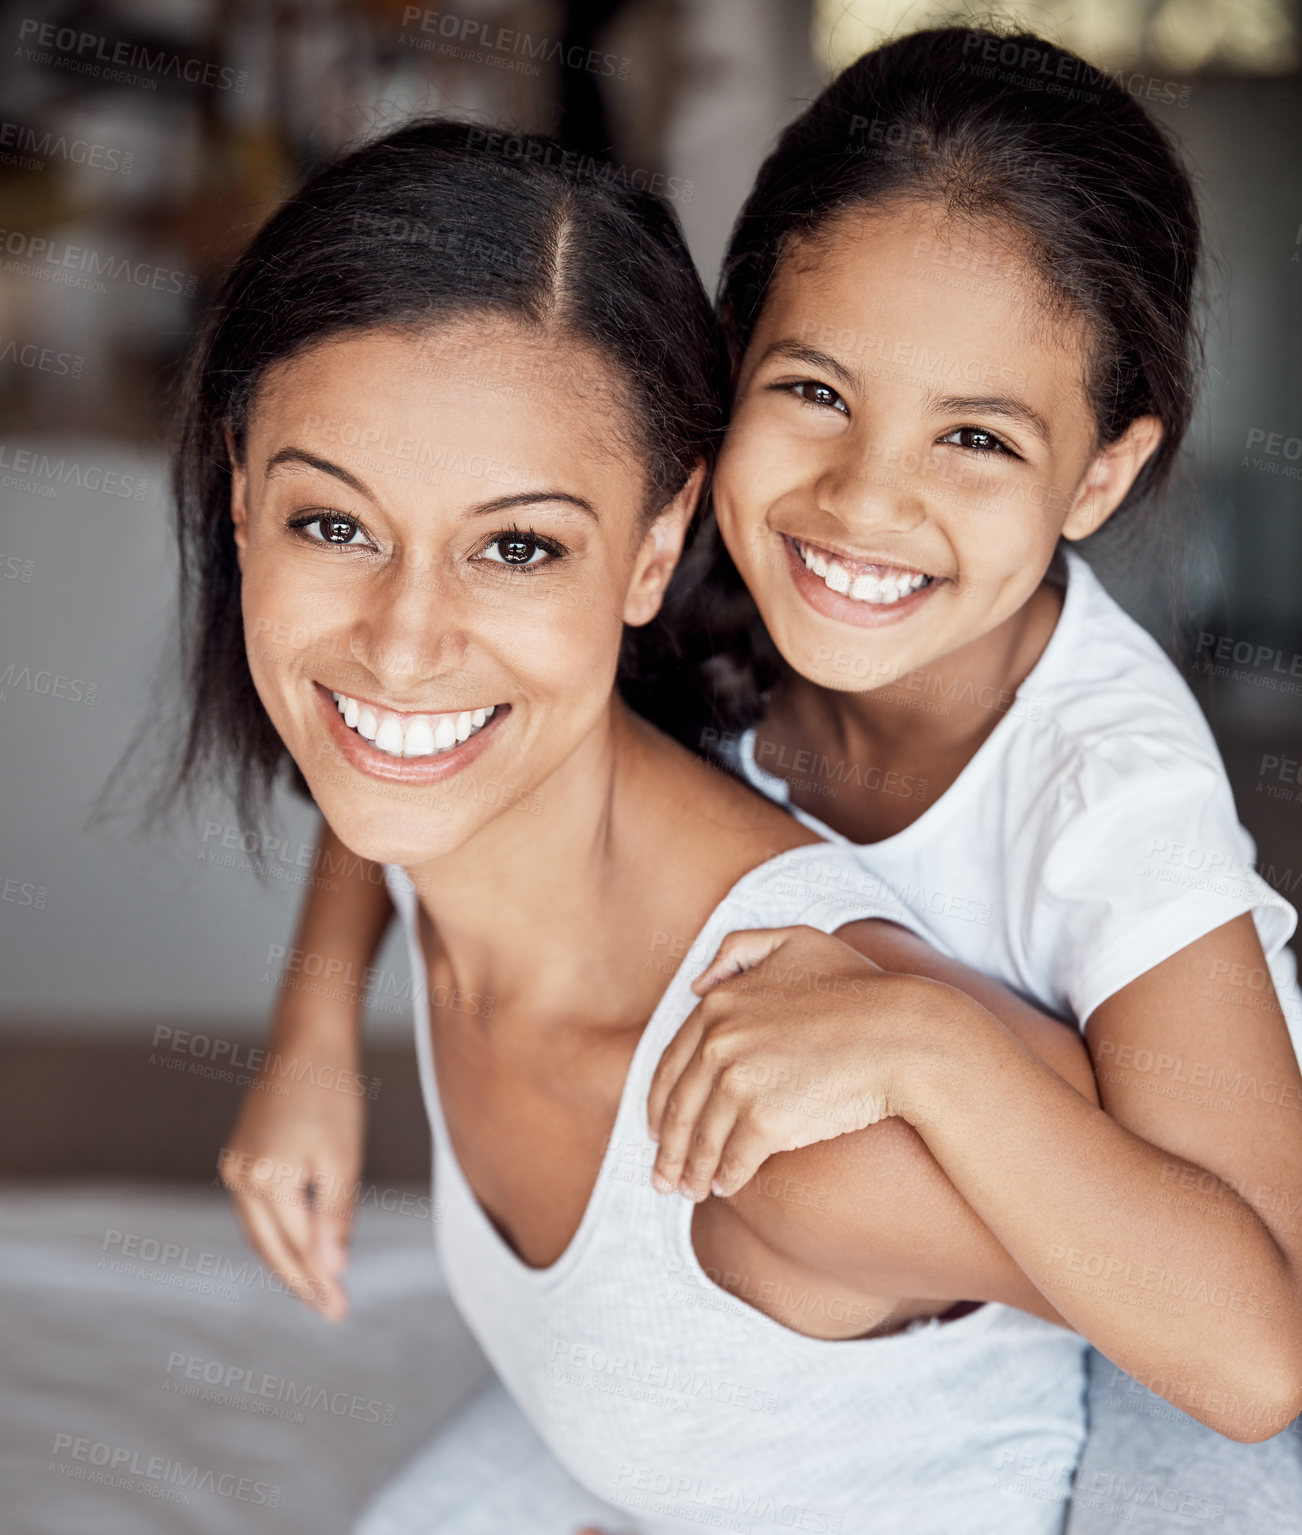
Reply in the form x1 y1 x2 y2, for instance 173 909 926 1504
0 1181 492 1534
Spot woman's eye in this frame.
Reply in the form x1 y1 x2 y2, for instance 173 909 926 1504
940 426 1014 456
291 511 370 547
790 380 849 414
478 530 561 568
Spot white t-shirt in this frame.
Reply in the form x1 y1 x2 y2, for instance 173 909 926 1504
720 549 1301 1041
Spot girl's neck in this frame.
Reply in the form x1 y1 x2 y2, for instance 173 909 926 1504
762 577 1065 839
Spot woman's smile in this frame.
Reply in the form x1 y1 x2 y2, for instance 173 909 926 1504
312 678 511 786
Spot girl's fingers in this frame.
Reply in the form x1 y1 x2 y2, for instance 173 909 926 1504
308 1159 356 1286
267 1164 323 1281
228 1192 313 1306
652 1049 721 1194
712 1120 783 1199
647 1010 706 1142
676 1093 743 1202
690 927 791 997
242 1195 336 1317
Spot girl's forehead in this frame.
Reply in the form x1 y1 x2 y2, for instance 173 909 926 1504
769 205 1086 356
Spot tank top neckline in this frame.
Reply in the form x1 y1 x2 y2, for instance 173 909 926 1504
404 841 832 1292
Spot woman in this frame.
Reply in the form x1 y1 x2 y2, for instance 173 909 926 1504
180 121 1112 1532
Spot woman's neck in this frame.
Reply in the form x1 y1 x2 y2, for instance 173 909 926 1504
403 702 798 1030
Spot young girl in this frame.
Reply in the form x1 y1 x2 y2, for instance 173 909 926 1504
223 26 1302 1531
645 22 1302 1530
191 119 1114 1535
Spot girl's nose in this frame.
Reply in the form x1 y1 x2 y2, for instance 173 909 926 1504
814 443 928 536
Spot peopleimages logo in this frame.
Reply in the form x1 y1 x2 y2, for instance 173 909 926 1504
49 1432 280 1506
0 119 132 173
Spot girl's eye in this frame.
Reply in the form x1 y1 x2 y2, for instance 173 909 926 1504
289 511 371 548
477 529 562 568
939 426 1016 456
787 380 849 415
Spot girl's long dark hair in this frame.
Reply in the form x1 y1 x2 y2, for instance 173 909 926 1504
134 120 727 838
679 23 1205 737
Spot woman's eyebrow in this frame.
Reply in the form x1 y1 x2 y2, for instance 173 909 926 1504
468 490 598 522
264 447 374 499
759 341 864 394
925 390 1052 445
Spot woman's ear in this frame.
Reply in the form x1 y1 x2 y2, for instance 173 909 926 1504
623 461 707 627
225 425 249 574
1061 414 1164 541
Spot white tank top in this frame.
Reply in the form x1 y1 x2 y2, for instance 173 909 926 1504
384 845 1087 1535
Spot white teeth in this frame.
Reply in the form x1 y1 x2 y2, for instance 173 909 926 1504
797 541 932 606
402 719 435 757
328 689 499 759
374 717 404 755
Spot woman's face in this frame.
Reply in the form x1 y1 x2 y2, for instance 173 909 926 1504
714 199 1159 693
230 321 691 866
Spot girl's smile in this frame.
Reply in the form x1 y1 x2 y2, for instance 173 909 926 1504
783 534 942 628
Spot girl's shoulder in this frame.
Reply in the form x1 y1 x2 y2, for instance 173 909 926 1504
1020 550 1220 763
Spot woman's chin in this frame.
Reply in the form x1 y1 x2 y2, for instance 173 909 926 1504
312 803 466 871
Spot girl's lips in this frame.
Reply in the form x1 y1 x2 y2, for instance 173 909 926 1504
781 535 943 628
310 681 509 784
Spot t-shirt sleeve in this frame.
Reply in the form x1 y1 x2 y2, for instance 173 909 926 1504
742 848 946 952
1027 740 1298 1027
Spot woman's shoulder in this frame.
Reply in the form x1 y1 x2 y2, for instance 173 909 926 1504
631 706 820 858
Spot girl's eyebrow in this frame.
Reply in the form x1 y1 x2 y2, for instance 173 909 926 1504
759 340 865 394
925 390 1052 445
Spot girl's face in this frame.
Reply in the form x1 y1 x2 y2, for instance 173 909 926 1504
230 321 693 866
714 200 1160 693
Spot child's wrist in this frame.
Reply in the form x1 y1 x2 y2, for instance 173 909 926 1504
270 995 365 1052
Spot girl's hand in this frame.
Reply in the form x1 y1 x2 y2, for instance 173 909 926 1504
647 925 936 1201
218 1026 366 1321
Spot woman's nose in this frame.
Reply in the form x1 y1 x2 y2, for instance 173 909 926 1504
350 552 473 690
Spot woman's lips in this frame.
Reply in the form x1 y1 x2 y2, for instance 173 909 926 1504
781 535 943 628
310 681 509 785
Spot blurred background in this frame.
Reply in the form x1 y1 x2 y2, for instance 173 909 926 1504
1 1 1300 1530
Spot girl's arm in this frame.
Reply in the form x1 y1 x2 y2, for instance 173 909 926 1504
219 818 394 1319
653 921 1098 1328
651 916 1302 1440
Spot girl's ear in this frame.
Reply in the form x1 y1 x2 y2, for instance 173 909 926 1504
623 461 707 628
1061 415 1164 541
226 425 249 574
